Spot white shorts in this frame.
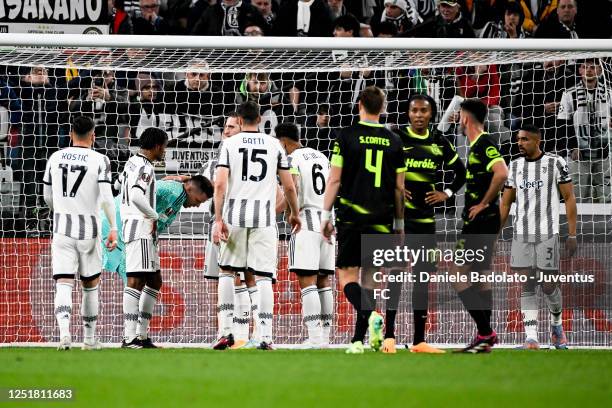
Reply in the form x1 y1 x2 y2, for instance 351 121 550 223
52 234 102 281
218 225 278 279
510 235 559 271
289 229 335 276
125 236 160 274
204 224 245 281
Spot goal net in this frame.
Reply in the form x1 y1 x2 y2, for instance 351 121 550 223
1 35 611 347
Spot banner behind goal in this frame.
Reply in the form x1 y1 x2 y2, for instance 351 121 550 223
1 35 611 346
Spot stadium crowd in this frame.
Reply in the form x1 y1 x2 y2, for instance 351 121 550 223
0 0 611 235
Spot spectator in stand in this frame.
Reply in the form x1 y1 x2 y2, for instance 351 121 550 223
166 0 193 35
128 73 165 142
233 72 298 134
328 0 348 20
252 0 278 33
456 0 503 34
133 0 172 34
510 60 577 155
413 0 436 21
406 0 475 38
192 0 268 36
575 0 612 39
165 61 227 144
109 0 133 34
375 20 399 37
68 69 130 175
304 104 337 155
480 1 528 38
371 0 420 37
557 59 612 203
244 23 265 36
455 64 511 145
333 14 361 37
13 66 69 233
360 23 374 37
535 0 583 38
274 0 334 37
517 0 557 35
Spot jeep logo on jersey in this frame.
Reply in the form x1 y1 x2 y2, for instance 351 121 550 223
486 146 501 159
405 158 436 169
519 179 544 190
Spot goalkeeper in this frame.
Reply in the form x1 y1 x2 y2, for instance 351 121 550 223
101 176 213 282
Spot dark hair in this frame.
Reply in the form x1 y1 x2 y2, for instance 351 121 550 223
189 174 214 198
237 100 261 125
504 1 525 27
460 98 487 124
139 127 168 150
225 111 240 120
71 116 95 139
519 123 541 137
334 14 360 37
275 122 300 142
375 21 398 37
359 86 385 115
407 94 438 122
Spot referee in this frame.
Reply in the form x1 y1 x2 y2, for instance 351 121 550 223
320 86 406 354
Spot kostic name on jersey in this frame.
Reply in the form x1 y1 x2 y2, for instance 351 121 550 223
60 152 89 162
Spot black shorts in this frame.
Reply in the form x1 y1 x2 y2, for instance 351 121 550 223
405 221 437 274
457 211 500 271
336 222 392 268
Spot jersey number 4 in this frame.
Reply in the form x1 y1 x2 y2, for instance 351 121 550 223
239 148 268 182
365 149 383 188
59 164 88 197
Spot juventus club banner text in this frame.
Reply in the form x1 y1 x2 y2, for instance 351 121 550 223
0 0 108 34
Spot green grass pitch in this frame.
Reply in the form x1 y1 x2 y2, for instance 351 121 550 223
1 348 611 408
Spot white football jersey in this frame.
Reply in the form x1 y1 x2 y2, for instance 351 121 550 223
119 154 157 242
216 131 289 227
289 147 329 232
43 147 112 240
506 152 572 241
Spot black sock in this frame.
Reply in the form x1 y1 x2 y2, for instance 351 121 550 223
385 310 397 339
344 282 372 343
457 286 492 336
480 289 493 330
413 310 427 345
412 280 429 344
384 275 402 339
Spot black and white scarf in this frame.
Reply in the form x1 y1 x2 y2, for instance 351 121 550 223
221 0 243 36
572 82 610 155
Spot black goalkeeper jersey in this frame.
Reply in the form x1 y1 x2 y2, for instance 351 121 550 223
464 131 504 220
331 120 406 230
399 127 459 224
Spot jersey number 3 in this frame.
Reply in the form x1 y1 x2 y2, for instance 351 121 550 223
59 164 88 197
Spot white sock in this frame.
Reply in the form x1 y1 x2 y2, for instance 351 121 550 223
545 287 563 327
256 278 274 343
123 287 141 341
218 273 235 337
301 285 322 342
54 282 74 339
137 286 159 339
318 287 333 343
248 286 260 341
81 285 99 343
521 289 539 341
233 284 251 342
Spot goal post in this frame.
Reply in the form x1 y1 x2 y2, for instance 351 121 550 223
0 34 611 347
